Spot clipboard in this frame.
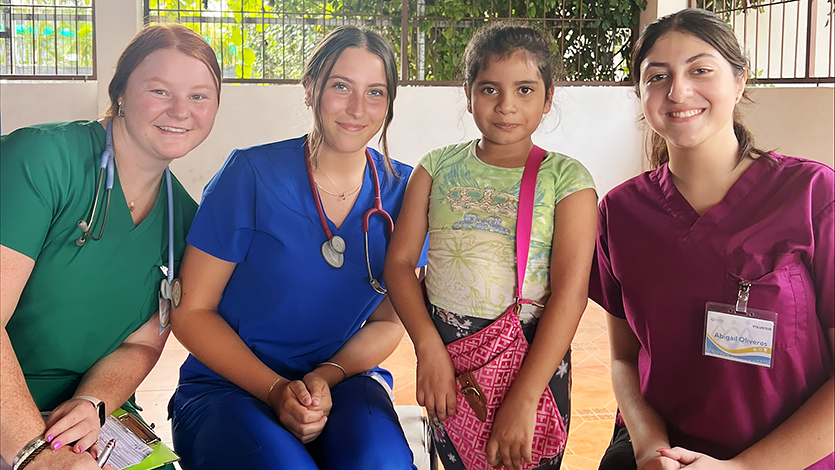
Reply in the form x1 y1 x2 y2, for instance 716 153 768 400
108 408 179 470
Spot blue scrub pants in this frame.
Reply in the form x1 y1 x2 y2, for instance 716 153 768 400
172 375 416 470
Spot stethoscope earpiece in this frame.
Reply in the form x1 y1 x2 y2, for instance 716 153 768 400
369 278 387 295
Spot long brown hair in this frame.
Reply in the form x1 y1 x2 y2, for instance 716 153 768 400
106 24 221 119
301 26 399 178
632 8 771 168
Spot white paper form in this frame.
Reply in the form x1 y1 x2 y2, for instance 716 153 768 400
96 416 154 470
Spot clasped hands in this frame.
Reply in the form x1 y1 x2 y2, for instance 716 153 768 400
266 371 332 444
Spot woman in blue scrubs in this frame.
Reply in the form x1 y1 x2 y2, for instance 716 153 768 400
169 26 422 469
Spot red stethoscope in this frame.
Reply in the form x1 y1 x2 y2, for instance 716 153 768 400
305 144 394 295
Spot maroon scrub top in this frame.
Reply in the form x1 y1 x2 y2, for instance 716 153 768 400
591 154 834 467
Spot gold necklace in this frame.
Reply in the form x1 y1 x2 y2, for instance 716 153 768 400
115 156 157 212
315 169 363 201
315 180 362 201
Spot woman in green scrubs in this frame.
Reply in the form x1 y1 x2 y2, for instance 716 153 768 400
0 24 220 470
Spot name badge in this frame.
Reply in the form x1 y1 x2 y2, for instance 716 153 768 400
703 301 777 368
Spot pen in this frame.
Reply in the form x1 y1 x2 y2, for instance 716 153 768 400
97 439 116 468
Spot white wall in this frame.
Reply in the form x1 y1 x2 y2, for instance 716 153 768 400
166 85 644 200
1 82 98 125
3 79 832 200
742 87 835 168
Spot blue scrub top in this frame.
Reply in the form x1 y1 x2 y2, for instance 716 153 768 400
179 136 425 386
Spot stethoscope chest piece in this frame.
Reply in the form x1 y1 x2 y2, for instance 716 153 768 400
171 278 182 308
160 278 183 309
322 236 346 268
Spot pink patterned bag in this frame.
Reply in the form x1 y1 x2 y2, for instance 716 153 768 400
441 146 567 470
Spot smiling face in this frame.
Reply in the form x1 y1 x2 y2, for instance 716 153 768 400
639 31 746 153
308 46 390 159
466 51 553 155
118 48 219 164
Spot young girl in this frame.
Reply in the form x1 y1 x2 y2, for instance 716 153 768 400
591 9 833 470
385 22 598 470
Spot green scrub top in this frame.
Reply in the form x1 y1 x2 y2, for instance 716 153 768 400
1 121 197 410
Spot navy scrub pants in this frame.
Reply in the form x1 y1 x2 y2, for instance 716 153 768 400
172 375 416 470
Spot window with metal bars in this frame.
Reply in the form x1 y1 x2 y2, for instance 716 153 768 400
1 0 95 79
145 0 643 85
693 0 834 83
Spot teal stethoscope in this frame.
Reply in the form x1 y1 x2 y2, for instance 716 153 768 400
75 120 181 331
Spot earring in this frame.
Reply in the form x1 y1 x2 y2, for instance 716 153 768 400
117 101 125 117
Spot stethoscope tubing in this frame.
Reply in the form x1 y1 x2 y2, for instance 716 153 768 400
76 120 176 283
362 160 394 234
165 169 175 282
76 121 115 244
305 142 393 294
306 145 390 241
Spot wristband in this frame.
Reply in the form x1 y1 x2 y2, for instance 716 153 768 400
75 395 106 426
12 435 49 470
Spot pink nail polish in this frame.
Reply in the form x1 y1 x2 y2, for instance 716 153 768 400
76 446 84 453
45 434 54 442
51 441 61 451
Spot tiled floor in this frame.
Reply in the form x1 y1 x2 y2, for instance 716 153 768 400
136 301 615 469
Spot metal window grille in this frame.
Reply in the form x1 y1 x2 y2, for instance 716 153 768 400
145 0 641 85
1 0 95 79
693 0 834 83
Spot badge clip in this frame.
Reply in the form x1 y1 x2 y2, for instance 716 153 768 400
735 280 751 314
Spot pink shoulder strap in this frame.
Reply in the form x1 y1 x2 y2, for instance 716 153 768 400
515 146 546 300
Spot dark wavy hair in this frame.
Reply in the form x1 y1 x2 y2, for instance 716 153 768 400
632 8 770 168
302 26 398 177
463 21 557 102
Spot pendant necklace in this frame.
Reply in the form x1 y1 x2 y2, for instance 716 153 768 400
315 180 362 201
315 170 363 201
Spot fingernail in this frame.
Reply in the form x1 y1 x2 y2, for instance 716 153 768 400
76 445 84 453
45 434 54 442
51 441 62 451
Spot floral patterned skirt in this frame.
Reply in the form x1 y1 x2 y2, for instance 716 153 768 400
428 305 572 470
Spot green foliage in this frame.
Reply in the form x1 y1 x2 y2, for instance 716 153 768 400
147 0 646 82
